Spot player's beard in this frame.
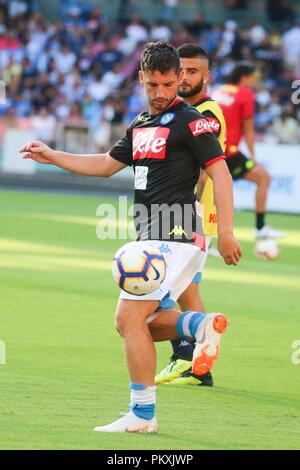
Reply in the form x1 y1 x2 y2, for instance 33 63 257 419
178 79 204 98
150 94 177 112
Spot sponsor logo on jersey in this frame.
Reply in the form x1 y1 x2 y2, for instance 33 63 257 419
137 114 151 122
160 112 175 125
179 340 191 348
169 225 187 236
212 89 235 107
159 243 172 255
133 127 170 160
209 213 217 224
206 117 220 134
188 118 213 137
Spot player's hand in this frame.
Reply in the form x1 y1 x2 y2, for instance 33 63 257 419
19 141 56 164
218 232 242 266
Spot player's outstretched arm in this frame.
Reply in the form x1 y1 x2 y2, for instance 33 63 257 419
243 117 255 160
205 159 242 266
19 141 127 177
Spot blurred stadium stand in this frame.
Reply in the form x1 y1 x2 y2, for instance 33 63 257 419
0 0 299 211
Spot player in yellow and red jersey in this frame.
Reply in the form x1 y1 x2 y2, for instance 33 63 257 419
154 43 228 386
213 62 284 240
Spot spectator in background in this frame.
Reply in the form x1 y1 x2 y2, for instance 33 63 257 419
248 19 266 46
101 62 125 92
160 0 178 24
2 56 22 86
201 24 223 55
67 101 86 124
68 24 86 56
54 43 77 75
56 94 71 120
125 13 149 45
0 24 21 53
150 20 171 41
267 0 294 23
125 81 146 122
255 105 273 134
171 24 191 48
282 19 300 76
20 55 37 80
31 107 56 145
0 3 7 24
255 82 272 108
8 1 29 19
93 98 116 152
12 92 31 117
185 12 211 39
212 54 235 82
268 94 282 120
274 68 295 103
86 6 107 40
82 94 103 132
0 103 32 145
216 20 238 59
0 2 299 153
62 73 85 104
96 38 123 72
117 0 133 27
273 104 299 144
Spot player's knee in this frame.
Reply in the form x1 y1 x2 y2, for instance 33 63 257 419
261 169 270 188
257 165 270 187
115 308 134 335
114 320 123 337
115 313 127 336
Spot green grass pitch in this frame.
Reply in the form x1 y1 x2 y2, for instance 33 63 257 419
0 189 299 450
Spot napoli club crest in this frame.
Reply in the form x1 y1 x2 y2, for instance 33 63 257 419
160 113 175 125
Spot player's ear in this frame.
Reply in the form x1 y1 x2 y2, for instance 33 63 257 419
178 69 184 83
204 69 210 84
139 70 144 85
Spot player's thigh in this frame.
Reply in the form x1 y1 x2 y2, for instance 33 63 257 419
178 282 205 312
243 162 269 184
115 298 160 332
226 152 254 180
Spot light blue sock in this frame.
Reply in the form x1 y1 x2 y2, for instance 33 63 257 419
130 383 156 420
176 311 206 339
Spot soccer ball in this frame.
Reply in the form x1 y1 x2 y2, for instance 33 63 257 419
254 239 280 260
112 242 166 295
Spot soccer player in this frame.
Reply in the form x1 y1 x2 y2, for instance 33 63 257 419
20 41 241 433
153 43 227 386
212 62 284 239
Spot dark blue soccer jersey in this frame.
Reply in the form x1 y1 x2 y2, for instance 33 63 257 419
110 99 224 243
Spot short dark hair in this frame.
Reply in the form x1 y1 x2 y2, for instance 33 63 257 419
140 40 180 75
228 62 255 84
177 43 209 64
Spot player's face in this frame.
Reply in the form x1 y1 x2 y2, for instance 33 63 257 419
139 69 183 114
179 57 209 99
243 73 256 88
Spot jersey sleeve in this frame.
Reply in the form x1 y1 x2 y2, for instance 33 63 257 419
183 111 225 168
201 110 221 137
241 88 255 120
109 123 134 167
